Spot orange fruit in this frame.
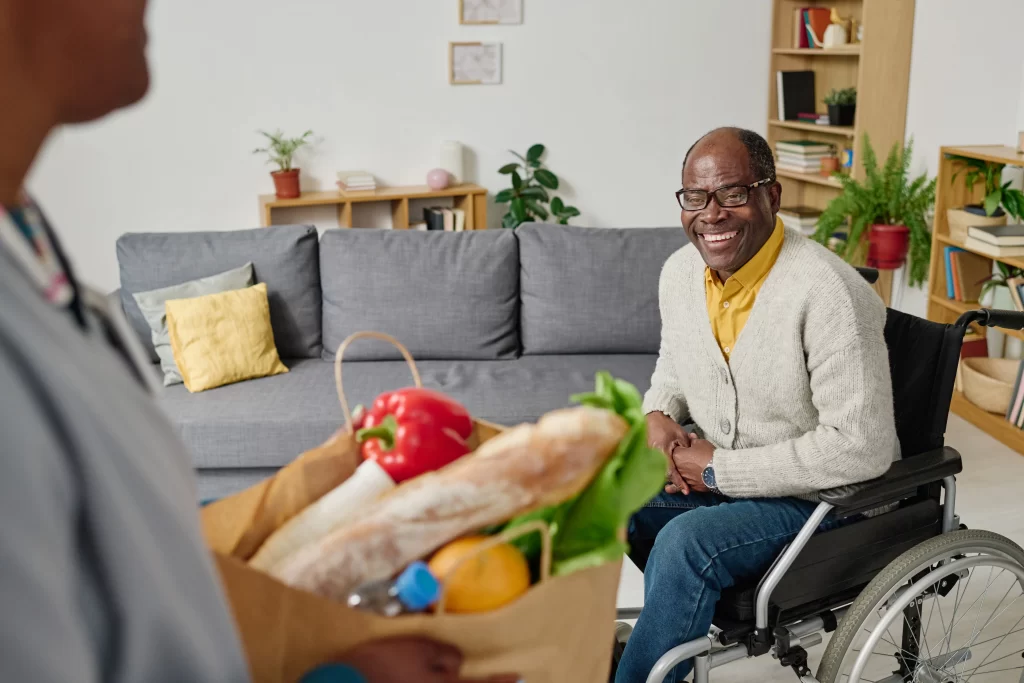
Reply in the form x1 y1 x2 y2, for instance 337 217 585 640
428 536 531 613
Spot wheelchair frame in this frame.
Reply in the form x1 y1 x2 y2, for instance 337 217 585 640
619 304 1024 683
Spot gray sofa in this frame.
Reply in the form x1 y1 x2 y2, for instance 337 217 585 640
115 223 688 500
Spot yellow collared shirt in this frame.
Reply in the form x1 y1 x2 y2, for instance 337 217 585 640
705 217 785 361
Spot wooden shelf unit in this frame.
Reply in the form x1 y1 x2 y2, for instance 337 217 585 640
927 145 1024 454
259 183 488 229
769 119 856 137
776 167 843 189
767 0 916 305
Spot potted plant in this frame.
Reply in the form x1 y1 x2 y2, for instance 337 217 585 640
945 155 1024 243
253 129 313 199
813 135 936 286
824 87 856 127
495 144 581 229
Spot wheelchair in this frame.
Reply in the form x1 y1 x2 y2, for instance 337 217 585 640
615 268 1024 683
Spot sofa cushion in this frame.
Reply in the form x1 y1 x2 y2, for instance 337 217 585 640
117 225 322 359
319 229 519 361
517 224 688 354
167 354 656 469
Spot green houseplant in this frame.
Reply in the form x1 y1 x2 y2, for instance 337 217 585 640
945 154 1024 242
824 87 856 127
812 135 936 287
253 129 313 199
495 144 581 229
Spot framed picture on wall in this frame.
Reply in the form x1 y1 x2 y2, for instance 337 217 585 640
449 42 503 85
459 0 522 25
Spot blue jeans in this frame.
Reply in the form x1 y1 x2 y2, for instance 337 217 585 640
615 491 838 683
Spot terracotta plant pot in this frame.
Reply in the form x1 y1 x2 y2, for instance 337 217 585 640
866 223 909 270
272 169 301 199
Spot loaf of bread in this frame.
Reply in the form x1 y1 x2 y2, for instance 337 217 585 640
271 405 628 600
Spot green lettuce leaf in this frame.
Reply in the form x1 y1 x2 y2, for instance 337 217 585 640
502 371 668 577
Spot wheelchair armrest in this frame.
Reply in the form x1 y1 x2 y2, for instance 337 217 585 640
818 447 962 518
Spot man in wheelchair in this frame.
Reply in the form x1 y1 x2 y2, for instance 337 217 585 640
615 128 900 683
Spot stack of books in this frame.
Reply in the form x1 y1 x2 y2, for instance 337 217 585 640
423 207 466 232
777 206 821 235
775 140 832 175
337 171 377 193
943 245 998 304
964 224 1024 258
796 112 830 125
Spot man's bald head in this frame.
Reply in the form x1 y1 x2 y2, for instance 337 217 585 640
683 128 776 182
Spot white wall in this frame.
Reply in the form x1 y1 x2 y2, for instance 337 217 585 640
898 0 1024 316
29 0 1024 299
29 0 772 291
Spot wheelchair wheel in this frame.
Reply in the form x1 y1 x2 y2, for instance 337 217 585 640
817 529 1024 683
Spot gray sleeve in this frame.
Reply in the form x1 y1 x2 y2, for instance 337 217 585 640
0 350 100 683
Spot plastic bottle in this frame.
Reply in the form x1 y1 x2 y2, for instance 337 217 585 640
347 561 440 617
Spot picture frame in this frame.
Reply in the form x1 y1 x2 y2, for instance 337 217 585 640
449 42 503 85
459 0 522 25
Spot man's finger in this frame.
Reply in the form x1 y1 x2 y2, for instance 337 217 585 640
665 483 679 494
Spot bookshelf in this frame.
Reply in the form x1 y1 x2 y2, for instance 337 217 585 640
767 0 916 304
259 183 488 229
928 145 1024 454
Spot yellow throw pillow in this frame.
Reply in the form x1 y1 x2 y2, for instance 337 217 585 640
165 283 288 393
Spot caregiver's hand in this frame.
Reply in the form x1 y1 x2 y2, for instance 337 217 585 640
334 637 520 683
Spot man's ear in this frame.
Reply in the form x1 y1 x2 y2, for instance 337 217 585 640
769 181 782 214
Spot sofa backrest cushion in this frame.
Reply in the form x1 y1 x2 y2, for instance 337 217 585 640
517 224 688 355
117 225 322 359
319 229 519 361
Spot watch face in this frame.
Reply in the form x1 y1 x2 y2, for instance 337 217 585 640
702 465 716 489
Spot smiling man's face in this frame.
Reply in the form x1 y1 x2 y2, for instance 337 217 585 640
681 132 781 280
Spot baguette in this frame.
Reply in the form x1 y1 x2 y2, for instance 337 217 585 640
272 405 628 600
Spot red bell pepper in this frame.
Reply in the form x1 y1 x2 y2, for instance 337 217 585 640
355 388 473 483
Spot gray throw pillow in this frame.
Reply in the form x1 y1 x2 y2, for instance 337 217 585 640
132 262 255 386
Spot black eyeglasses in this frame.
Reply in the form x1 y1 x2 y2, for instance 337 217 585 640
675 178 774 211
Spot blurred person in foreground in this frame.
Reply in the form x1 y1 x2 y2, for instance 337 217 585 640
0 1 515 682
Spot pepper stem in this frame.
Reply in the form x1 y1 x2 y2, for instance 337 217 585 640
356 414 398 450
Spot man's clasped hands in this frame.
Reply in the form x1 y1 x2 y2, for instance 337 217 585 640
646 411 717 495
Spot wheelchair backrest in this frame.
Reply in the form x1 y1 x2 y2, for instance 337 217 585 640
883 308 964 457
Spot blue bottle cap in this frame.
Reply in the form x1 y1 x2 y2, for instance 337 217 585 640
395 561 440 612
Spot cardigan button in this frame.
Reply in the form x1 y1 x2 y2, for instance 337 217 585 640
721 420 732 435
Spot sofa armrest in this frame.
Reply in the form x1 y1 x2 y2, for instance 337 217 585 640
819 447 962 518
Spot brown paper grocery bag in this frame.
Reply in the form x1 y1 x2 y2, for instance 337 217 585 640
200 332 622 682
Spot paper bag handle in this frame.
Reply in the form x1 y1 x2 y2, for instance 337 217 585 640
434 520 553 616
334 332 422 431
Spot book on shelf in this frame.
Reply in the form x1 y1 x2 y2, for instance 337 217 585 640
775 140 833 154
963 236 1024 258
453 208 466 232
967 224 1024 247
778 206 820 234
776 70 815 121
777 150 831 160
423 207 445 231
1006 360 1024 428
951 249 992 303
792 8 809 48
949 251 962 301
777 164 823 176
803 7 830 48
410 221 428 231
776 157 823 169
814 117 832 125
442 208 454 232
943 246 963 299
337 171 377 192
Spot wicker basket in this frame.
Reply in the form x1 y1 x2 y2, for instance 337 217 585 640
961 357 1020 414
947 208 1007 243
